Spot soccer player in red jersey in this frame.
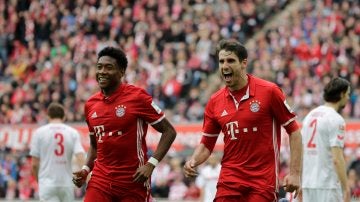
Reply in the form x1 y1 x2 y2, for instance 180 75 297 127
72 46 177 202
183 39 302 202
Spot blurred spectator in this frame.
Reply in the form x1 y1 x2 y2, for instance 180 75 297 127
0 0 296 125
184 178 201 200
167 157 188 200
151 156 171 198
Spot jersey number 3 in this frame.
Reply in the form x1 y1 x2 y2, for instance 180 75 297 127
307 119 317 148
54 133 64 156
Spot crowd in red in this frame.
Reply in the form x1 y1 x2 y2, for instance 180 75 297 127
0 0 359 200
0 0 357 126
0 0 285 125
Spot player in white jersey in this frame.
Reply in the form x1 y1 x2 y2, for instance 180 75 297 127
30 102 85 202
301 77 351 202
195 153 221 202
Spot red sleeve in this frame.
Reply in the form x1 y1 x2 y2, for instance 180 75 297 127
200 97 221 153
270 85 298 132
84 101 94 133
137 89 164 124
284 120 300 135
202 98 222 135
200 135 218 153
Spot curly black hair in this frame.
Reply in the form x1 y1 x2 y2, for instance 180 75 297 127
98 46 128 71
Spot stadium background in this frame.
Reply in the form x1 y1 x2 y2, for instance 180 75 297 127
0 0 359 201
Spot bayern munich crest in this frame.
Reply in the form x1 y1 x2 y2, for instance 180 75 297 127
115 105 126 117
249 100 261 112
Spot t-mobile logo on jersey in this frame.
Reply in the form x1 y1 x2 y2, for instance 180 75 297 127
93 125 105 143
226 121 239 140
93 125 123 143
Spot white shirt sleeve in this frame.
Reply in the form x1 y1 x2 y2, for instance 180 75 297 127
72 129 85 154
328 116 345 148
30 128 41 158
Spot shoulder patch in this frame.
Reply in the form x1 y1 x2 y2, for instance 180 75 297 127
284 100 293 113
151 101 162 114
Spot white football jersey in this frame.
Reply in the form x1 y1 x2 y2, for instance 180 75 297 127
30 123 85 187
196 164 221 202
301 105 345 189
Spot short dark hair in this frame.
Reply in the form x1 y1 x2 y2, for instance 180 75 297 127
323 77 350 103
216 39 248 61
47 102 65 119
98 46 128 71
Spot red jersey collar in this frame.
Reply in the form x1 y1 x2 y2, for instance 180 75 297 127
225 74 256 99
100 83 124 103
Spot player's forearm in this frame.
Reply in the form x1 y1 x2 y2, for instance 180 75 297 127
84 145 97 170
289 130 302 175
151 120 177 162
190 143 211 167
83 135 97 170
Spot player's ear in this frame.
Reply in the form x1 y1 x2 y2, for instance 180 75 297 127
241 59 247 69
119 69 125 78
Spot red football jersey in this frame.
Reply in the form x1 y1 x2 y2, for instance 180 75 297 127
202 74 299 195
84 83 164 186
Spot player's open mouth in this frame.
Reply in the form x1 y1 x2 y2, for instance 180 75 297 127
223 72 233 82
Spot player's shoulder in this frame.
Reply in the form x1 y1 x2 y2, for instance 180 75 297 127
123 83 148 94
33 125 47 136
33 124 55 138
62 123 80 134
309 106 344 122
328 109 345 123
210 87 227 101
86 91 102 103
319 105 342 117
250 75 277 88
85 92 104 112
36 123 55 132
122 83 152 102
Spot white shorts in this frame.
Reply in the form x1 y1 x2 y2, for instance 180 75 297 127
39 186 74 202
302 188 342 202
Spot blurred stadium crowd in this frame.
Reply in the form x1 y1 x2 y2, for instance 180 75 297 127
0 0 359 200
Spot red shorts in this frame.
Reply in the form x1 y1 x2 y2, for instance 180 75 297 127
84 176 152 202
214 182 278 202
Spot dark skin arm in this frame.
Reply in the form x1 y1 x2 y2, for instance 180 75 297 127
72 134 97 188
133 118 177 183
